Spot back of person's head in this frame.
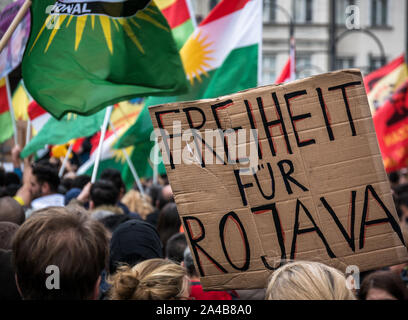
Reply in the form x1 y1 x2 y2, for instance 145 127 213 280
265 261 356 300
101 169 125 196
0 196 25 225
12 206 109 300
58 178 73 195
90 179 119 208
165 232 187 264
148 183 162 208
157 185 174 210
32 162 60 193
5 172 21 186
0 167 5 186
109 219 163 274
0 221 19 250
157 203 181 254
389 172 400 185
183 246 197 278
359 270 408 300
108 258 189 300
121 189 154 220
4 172 21 197
72 175 91 190
393 183 408 197
100 214 132 234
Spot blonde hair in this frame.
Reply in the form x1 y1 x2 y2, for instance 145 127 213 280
121 189 154 220
265 261 356 300
108 258 189 300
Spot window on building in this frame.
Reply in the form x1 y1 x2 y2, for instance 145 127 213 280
371 0 388 26
262 54 276 85
209 0 218 11
263 0 277 23
294 0 313 23
336 57 355 70
369 55 386 72
336 0 356 24
296 54 312 78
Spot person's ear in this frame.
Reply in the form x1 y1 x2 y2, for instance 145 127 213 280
14 274 24 299
41 182 51 195
92 275 101 300
90 201 95 210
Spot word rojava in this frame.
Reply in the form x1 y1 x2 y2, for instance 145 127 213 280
151 80 406 276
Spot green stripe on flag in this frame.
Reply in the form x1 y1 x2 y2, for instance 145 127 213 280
0 111 13 144
172 20 194 50
21 110 106 158
200 45 258 99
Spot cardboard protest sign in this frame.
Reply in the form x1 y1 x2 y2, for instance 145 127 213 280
149 69 408 291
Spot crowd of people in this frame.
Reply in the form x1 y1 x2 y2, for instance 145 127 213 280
0 144 408 300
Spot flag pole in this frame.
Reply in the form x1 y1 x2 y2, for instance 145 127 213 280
58 143 73 178
109 120 145 196
22 80 33 146
0 0 32 54
25 118 31 145
5 76 18 145
153 138 159 184
185 0 197 29
91 106 113 183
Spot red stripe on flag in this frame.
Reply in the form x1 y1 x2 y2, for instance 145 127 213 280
90 130 115 155
28 101 47 120
72 137 85 153
0 83 9 114
200 0 250 26
275 58 291 84
162 0 190 29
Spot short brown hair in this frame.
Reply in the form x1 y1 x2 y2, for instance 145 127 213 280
12 206 109 300
0 197 25 225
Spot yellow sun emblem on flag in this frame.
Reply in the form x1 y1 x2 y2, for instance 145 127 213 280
180 31 214 85
113 146 134 164
29 3 167 55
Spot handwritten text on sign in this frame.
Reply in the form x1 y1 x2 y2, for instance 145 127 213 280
149 70 408 290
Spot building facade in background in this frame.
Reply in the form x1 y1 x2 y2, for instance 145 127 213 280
191 0 406 85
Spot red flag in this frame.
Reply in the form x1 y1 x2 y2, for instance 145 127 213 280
373 80 408 173
364 54 408 113
275 37 295 84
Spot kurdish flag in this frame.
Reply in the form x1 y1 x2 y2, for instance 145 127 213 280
0 78 14 143
21 109 106 158
27 101 51 134
22 0 188 119
76 100 143 183
156 0 196 50
116 0 262 178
